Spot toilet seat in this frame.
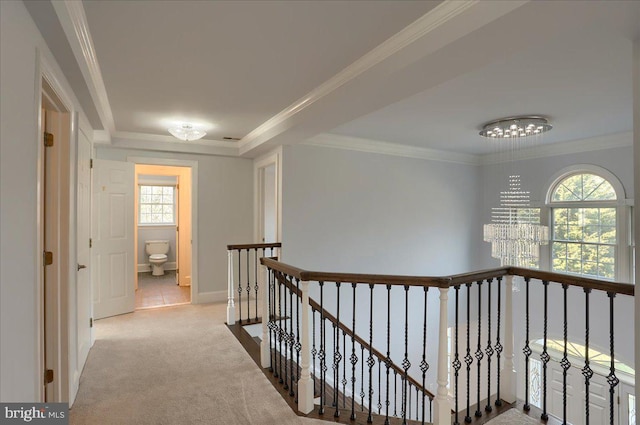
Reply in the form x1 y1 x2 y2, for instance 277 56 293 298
149 254 167 261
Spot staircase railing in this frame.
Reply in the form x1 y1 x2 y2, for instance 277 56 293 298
258 257 634 425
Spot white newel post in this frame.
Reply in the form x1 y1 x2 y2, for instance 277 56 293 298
226 250 235 325
501 275 517 403
260 262 270 368
434 287 452 425
297 280 314 414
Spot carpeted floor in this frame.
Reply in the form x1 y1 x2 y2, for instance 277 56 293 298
483 408 540 425
70 302 331 425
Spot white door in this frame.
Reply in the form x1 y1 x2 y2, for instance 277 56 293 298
92 160 135 319
75 130 92 367
620 383 636 425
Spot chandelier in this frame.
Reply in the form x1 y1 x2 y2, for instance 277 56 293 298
168 123 206 141
479 116 552 138
483 175 549 267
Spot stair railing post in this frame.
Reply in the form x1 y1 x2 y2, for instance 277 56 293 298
226 249 235 325
298 280 314 414
501 275 517 403
260 258 270 368
434 287 452 425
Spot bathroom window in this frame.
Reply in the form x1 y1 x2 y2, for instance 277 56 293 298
139 185 175 224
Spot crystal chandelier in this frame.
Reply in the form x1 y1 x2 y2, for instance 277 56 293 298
479 116 552 138
483 175 549 267
168 123 206 141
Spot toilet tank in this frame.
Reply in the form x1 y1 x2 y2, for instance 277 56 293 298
145 240 169 255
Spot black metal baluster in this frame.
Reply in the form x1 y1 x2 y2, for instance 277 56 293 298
408 382 412 422
312 308 317 398
237 249 242 323
485 278 494 413
360 344 365 412
378 358 382 415
319 282 326 415
475 280 484 418
464 282 473 423
415 385 419 421
582 288 593 425
540 281 550 421
606 292 619 425
350 283 358 421
334 282 342 418
289 278 295 397
429 397 433 422
254 248 260 322
367 284 375 424
385 284 392 425
268 268 274 373
283 274 289 391
560 284 571 425
294 278 301 401
453 285 461 425
342 330 347 409
421 286 430 425
402 285 411 425
278 272 284 384
246 249 251 322
523 277 532 412
495 277 503 407
394 370 398 417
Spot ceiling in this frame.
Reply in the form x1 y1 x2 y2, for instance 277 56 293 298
27 0 640 158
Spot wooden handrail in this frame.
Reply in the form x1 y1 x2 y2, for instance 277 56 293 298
227 242 282 250
262 258 634 296
272 270 436 402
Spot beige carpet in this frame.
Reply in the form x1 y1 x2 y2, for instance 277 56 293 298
483 408 540 425
70 302 331 425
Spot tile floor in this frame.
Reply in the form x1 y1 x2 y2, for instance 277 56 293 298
135 271 190 309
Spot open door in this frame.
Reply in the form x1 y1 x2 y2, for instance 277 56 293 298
92 159 135 319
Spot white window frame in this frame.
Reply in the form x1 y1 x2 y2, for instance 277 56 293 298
542 164 633 283
138 184 176 225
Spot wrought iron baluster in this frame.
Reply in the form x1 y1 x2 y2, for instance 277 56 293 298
254 248 260 322
429 397 433 423
464 282 473 423
246 249 251 322
560 284 571 424
402 285 411 425
283 274 289 391
415 385 419 421
334 282 342 418
319 281 326 415
360 344 365 412
384 284 392 425
268 268 274 373
367 284 375 424
312 309 317 396
294 278 301 401
237 249 242 323
278 272 284 383
421 287 430 425
407 381 412 422
394 370 398 417
350 283 358 421
475 280 484 418
485 278 494 413
582 288 593 425
342 330 347 409
495 276 503 407
607 292 619 425
378 359 382 415
541 280 550 421
523 277 532 412
453 285 461 425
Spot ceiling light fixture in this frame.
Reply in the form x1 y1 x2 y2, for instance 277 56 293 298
479 116 552 138
168 123 206 141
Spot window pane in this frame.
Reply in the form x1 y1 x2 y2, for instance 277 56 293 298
552 183 581 202
585 179 616 201
163 186 173 196
582 174 605 199
140 205 151 214
600 226 616 244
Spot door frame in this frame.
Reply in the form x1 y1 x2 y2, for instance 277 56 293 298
254 147 282 245
128 157 199 303
36 51 85 403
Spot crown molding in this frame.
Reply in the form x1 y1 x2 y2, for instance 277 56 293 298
239 0 526 154
304 134 480 165
52 0 116 134
112 131 238 148
106 134 239 157
479 131 633 165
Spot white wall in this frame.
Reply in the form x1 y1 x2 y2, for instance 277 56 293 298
0 0 89 402
281 144 481 275
96 147 254 299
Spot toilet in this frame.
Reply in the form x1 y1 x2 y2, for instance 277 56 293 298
145 240 169 276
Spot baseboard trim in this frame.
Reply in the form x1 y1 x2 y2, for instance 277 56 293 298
137 261 177 273
196 290 227 304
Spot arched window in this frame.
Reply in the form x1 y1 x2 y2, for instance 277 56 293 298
548 170 622 280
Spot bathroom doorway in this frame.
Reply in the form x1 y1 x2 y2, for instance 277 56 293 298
134 164 192 309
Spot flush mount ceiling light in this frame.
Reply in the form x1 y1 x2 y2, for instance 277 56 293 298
168 124 206 141
479 116 552 138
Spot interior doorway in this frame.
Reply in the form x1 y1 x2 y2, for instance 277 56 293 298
134 164 192 309
255 151 280 244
